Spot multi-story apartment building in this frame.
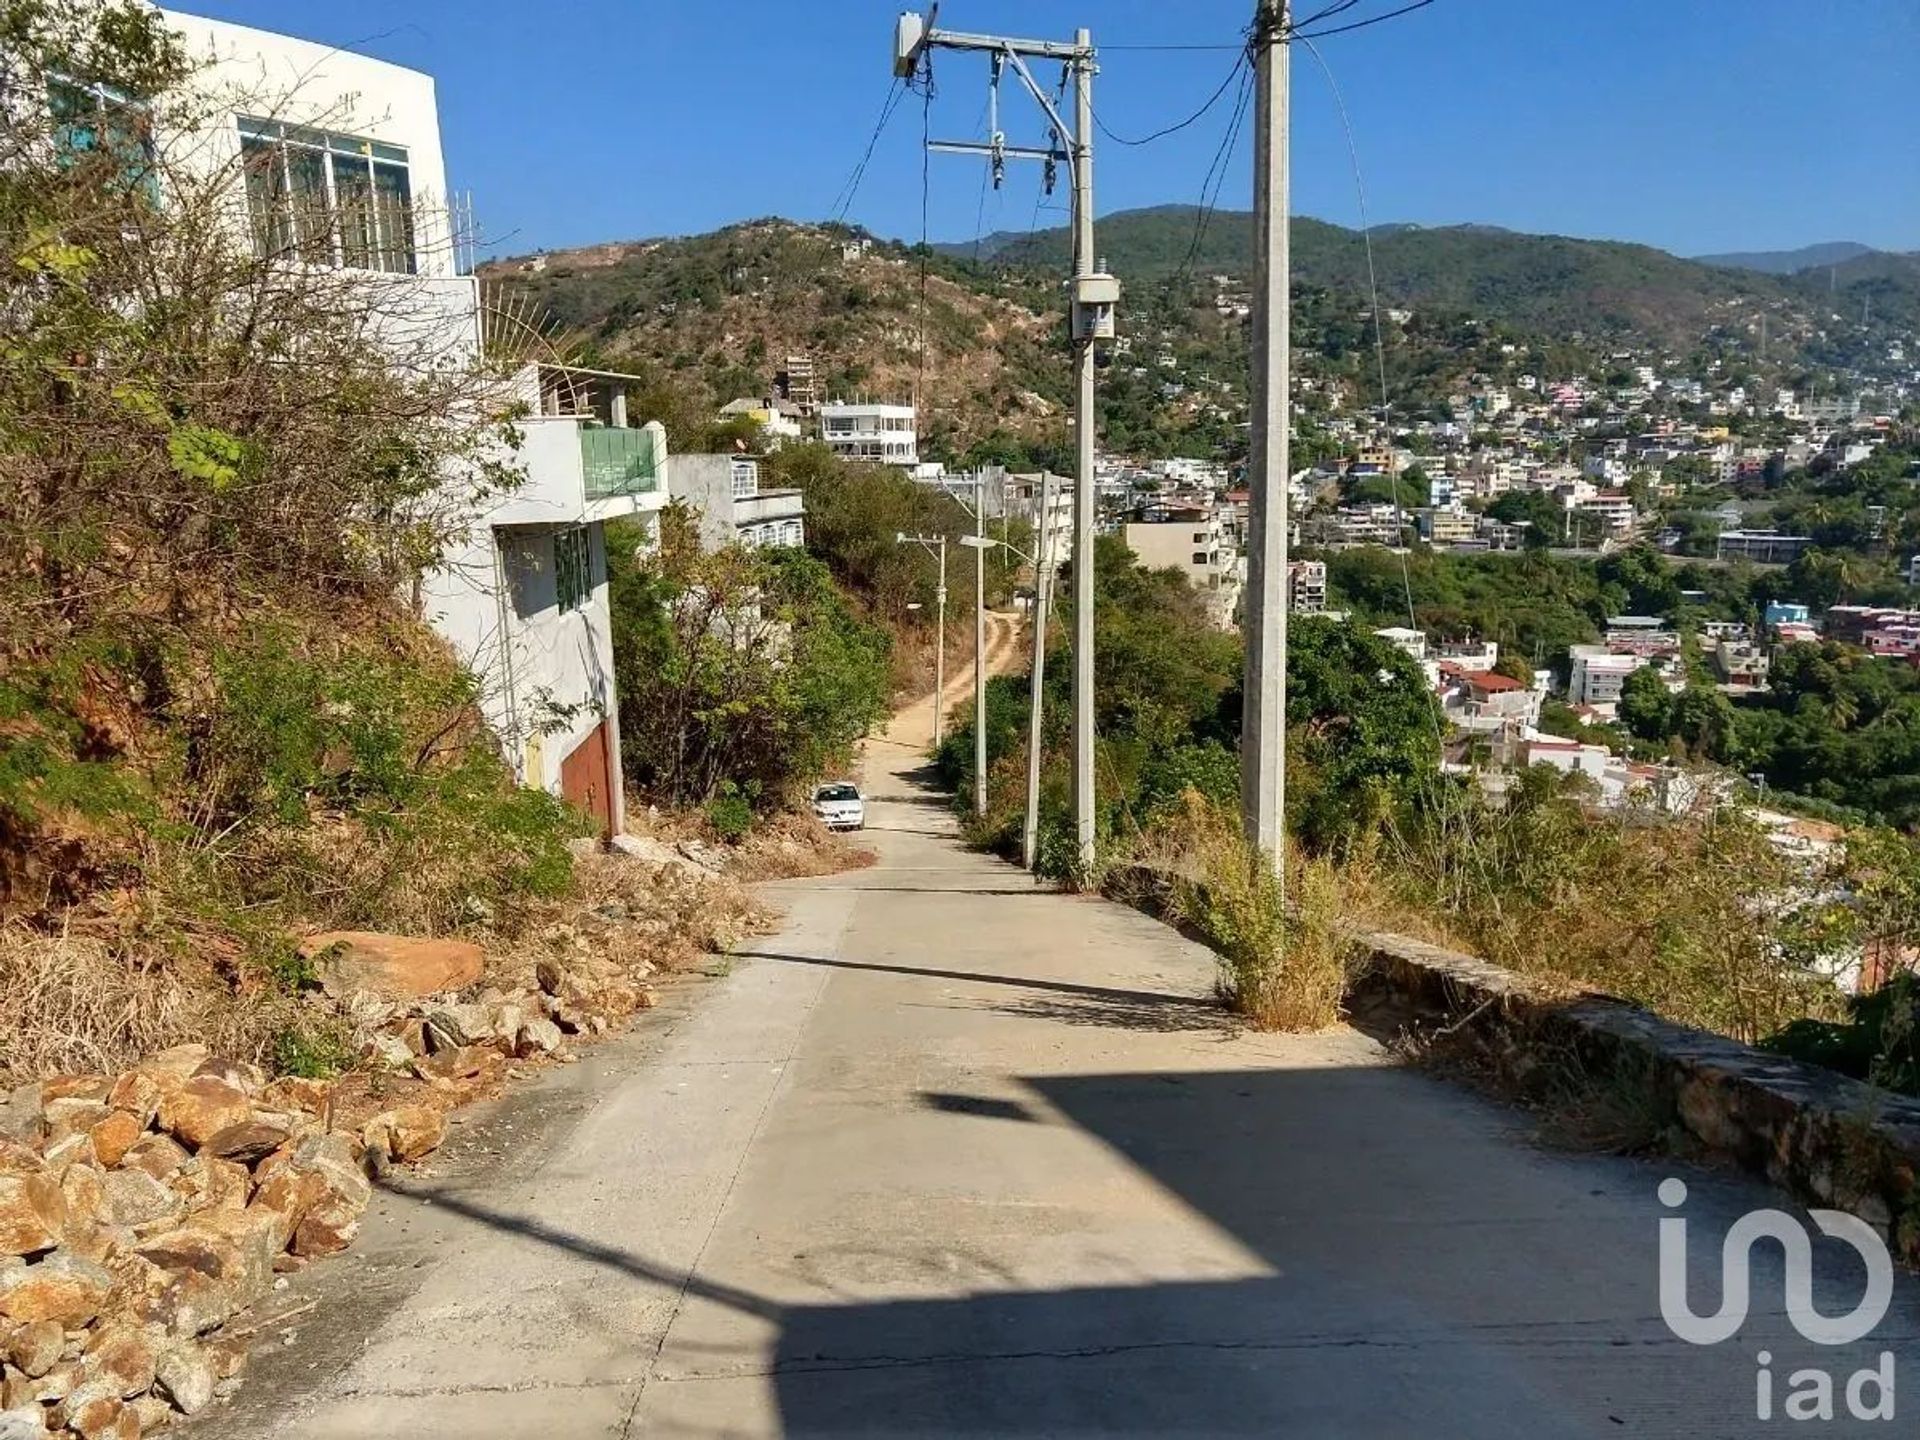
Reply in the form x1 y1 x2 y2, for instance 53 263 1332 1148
1716 529 1813 564
155 11 667 835
1288 560 1328 615
820 401 918 466
1123 503 1242 629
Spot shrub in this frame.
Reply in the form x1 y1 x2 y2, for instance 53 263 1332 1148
706 782 755 843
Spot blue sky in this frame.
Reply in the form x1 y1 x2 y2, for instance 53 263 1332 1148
174 1 1918 260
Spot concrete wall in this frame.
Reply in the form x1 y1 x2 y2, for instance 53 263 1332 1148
665 455 740 553
419 520 618 814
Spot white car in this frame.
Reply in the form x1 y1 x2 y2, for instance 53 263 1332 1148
811 781 865 831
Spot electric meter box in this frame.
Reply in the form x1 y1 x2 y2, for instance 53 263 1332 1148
1071 272 1120 341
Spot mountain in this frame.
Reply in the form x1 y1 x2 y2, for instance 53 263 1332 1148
966 207 1788 342
1694 241 1879 275
483 210 1917 464
479 220 1069 452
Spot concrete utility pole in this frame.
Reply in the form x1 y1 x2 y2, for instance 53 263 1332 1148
1239 0 1291 876
895 10 1115 873
898 531 949 746
1022 475 1054 870
972 475 989 817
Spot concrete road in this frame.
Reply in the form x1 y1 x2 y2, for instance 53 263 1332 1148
201 680 1919 1438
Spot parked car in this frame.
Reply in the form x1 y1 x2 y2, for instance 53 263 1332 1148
811 781 865 831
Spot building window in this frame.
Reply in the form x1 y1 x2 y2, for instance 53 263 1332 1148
48 76 155 197
780 520 803 547
1192 551 1209 566
555 526 592 613
730 460 759 499
237 118 415 273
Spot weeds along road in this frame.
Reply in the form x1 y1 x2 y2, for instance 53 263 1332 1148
200 610 1920 1439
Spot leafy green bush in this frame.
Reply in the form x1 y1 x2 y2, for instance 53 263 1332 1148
706 782 755 842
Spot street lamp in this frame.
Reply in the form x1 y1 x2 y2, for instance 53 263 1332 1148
897 531 949 747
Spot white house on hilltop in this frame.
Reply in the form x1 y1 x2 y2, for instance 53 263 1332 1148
820 401 918 467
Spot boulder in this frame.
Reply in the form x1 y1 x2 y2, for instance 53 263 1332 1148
0 1254 113 1326
130 1395 175 1432
249 1169 328 1252
0 1173 65 1258
300 932 484 1001
82 1325 155 1399
41 1099 110 1146
514 1017 565 1059
85 1113 143 1172
156 1079 250 1152
101 1170 182 1231
57 1165 106 1241
36 1134 94 1179
135 1217 273 1337
188 1058 264 1096
104 1075 163 1130
116 1137 189 1186
362 1033 414 1071
254 1135 368 1260
151 1341 214 1416
201 1123 289 1167
362 1107 445 1165
0 1091 41 1147
6 1319 64 1378
258 1078 331 1121
39 1076 110 1106
59 1394 134 1440
168 1157 248 1216
129 1048 209 1089
412 1046 505 1106
0 1408 43 1440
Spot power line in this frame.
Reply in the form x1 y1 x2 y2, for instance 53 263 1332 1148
1092 46 1250 147
1291 0 1362 29
1293 0 1436 41
1176 58 1256 280
828 77 907 225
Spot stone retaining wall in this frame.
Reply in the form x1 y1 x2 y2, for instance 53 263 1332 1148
1105 863 1920 1260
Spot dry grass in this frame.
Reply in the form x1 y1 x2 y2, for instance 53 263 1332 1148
0 922 298 1082
1123 794 1348 1032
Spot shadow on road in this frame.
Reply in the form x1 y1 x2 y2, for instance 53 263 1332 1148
730 949 1224 1028
382 1064 1920 1436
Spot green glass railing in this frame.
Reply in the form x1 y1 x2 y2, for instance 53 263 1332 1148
579 425 662 500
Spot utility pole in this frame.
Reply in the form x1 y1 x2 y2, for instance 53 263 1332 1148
1239 0 1291 874
897 531 949 747
973 473 989 817
1022 474 1054 870
895 10 1114 874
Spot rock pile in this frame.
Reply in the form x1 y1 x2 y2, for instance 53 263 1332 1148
0 944 661 1437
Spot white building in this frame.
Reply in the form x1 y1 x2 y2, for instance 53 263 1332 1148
820 401 918 466
667 456 806 551
159 11 663 836
1567 645 1654 706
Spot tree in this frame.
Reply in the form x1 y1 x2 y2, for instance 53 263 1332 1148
1617 665 1673 741
606 509 891 809
1282 618 1443 852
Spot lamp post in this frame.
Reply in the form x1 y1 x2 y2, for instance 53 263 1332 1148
897 531 949 747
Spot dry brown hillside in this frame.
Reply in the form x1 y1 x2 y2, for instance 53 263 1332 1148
480 220 1069 454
